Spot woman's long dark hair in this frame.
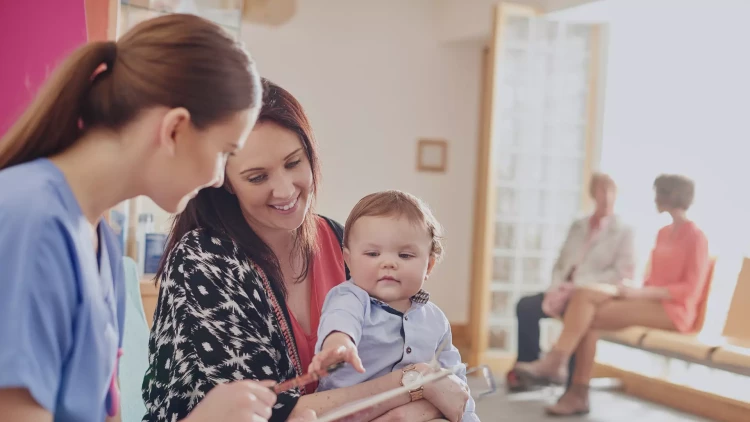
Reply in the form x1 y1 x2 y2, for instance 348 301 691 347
155 79 322 297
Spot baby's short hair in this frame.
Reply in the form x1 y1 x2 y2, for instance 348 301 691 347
344 190 444 262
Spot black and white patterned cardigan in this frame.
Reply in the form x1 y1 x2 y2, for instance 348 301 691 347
141 217 346 422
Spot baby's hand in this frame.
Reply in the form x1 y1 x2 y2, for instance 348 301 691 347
309 332 365 374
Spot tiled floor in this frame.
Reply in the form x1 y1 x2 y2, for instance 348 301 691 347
470 380 710 421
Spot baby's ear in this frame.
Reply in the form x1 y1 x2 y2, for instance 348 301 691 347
343 247 351 270
425 256 437 280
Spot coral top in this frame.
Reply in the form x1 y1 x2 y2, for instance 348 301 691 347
644 221 710 333
287 216 347 392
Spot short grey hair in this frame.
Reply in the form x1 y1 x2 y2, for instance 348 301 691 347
589 172 617 197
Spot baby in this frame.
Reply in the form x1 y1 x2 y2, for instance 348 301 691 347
310 190 478 422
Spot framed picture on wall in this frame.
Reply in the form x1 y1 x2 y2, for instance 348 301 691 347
416 138 448 173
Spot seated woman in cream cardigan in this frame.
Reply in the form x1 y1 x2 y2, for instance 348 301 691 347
507 173 635 393
515 174 710 416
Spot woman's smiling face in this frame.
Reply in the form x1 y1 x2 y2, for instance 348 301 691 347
225 121 314 237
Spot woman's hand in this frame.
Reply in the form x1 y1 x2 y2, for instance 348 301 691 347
370 401 443 422
183 380 277 422
421 373 469 422
310 332 365 374
542 283 574 318
616 285 641 299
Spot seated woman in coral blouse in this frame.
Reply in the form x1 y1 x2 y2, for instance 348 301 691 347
514 174 710 416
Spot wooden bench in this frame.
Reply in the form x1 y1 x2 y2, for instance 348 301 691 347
600 256 750 377
706 257 750 375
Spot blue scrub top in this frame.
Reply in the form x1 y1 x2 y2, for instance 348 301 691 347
0 158 127 421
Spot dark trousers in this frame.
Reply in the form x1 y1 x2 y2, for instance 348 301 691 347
516 292 576 388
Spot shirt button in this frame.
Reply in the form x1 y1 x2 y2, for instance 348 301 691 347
406 347 412 354
404 315 409 321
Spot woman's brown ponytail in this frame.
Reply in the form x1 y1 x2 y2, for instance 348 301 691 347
0 14 260 170
0 42 118 170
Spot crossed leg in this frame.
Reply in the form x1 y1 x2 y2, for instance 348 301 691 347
528 287 677 416
545 331 599 416
555 288 676 355
570 331 598 386
514 287 676 384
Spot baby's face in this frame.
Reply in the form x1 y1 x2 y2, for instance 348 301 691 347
344 215 434 304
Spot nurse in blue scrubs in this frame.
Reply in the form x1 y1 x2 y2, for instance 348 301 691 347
0 14 314 422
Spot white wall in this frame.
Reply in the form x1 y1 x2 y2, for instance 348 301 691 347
432 0 602 44
242 0 483 322
432 0 509 44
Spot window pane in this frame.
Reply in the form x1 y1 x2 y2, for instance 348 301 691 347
496 153 518 182
490 291 513 319
524 224 543 250
495 223 517 250
522 257 544 285
496 188 519 216
493 256 514 284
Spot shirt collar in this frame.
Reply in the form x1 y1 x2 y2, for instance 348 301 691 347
369 289 431 307
589 214 613 231
410 289 430 304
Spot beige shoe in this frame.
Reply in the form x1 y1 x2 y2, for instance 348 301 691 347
545 384 590 416
513 350 569 386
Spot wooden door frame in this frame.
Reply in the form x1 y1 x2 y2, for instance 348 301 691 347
580 24 605 212
466 3 539 367
466 42 493 367
467 4 605 367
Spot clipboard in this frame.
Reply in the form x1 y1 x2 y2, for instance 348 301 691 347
316 366 461 422
316 337 456 422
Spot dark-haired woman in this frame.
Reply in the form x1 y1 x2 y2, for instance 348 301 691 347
143 79 470 422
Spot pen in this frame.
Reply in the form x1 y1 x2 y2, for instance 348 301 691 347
271 362 346 394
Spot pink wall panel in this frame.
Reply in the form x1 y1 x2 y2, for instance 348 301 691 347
0 0 88 136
